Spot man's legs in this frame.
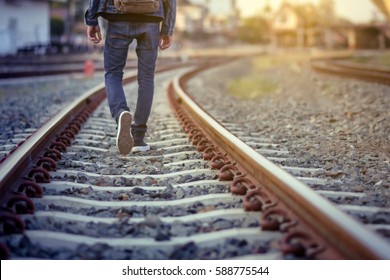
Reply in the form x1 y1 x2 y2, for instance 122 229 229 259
104 21 160 153
132 22 160 151
104 21 134 154
104 21 132 121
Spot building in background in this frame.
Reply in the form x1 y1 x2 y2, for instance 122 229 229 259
0 0 50 55
270 2 305 47
1 0 389 56
269 0 390 49
176 0 240 46
176 0 208 34
0 0 90 56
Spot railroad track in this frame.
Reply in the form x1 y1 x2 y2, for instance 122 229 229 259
0 61 389 260
0 56 103 78
311 59 390 85
0 55 180 78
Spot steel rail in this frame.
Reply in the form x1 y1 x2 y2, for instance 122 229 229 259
0 63 187 205
331 60 390 74
311 60 390 85
0 81 115 203
169 66 390 260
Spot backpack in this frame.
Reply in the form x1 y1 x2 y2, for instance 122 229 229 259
113 0 160 14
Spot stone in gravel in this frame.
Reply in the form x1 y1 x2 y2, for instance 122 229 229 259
100 167 120 175
200 222 213 233
76 172 89 184
133 248 168 260
85 165 97 173
241 217 260 228
197 205 215 213
198 248 219 260
131 187 146 195
14 242 48 259
170 242 198 259
102 248 131 260
71 161 85 168
117 193 130 201
113 162 126 168
139 225 158 238
190 186 205 196
143 215 162 227
175 187 185 199
75 243 106 259
176 175 192 184
46 204 69 212
150 191 173 200
90 177 110 186
222 238 249 258
142 177 157 186
59 159 74 168
115 208 133 219
170 221 191 236
6 235 27 255
372 212 390 224
171 208 189 217
113 177 126 186
126 179 142 187
78 187 92 195
212 219 233 230
149 178 159 185
155 230 171 241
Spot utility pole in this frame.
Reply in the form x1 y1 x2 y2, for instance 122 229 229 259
67 0 76 43
231 0 240 31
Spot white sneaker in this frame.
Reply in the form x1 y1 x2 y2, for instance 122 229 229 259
132 139 150 152
116 111 133 154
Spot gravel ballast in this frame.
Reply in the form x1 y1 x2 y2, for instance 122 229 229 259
187 53 389 215
0 74 102 160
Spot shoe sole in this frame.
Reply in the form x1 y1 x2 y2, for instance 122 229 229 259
116 111 133 154
132 145 151 152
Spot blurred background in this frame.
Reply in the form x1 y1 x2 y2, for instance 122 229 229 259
0 0 389 56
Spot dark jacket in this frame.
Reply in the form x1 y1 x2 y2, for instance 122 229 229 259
85 0 176 36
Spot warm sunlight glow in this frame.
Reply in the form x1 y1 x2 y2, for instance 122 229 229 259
191 0 384 23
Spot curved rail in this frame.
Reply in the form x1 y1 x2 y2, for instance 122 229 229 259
0 63 187 206
311 59 390 85
0 60 271 260
168 66 390 259
1 60 389 260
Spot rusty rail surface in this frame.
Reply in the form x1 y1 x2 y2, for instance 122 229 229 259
168 65 390 260
311 59 390 85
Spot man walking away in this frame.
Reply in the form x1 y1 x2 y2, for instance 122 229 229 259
85 0 176 154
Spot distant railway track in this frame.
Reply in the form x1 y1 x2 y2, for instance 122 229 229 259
0 59 125 79
1 60 389 260
311 59 390 85
0 56 181 78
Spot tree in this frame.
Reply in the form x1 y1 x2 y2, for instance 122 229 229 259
317 0 336 26
237 16 270 44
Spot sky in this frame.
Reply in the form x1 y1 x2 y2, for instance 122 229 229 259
190 0 384 23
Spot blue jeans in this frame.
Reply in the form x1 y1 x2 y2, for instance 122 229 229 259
104 20 160 136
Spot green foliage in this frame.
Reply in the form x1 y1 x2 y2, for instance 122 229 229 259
227 77 278 99
237 16 269 44
352 53 390 67
226 55 309 100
